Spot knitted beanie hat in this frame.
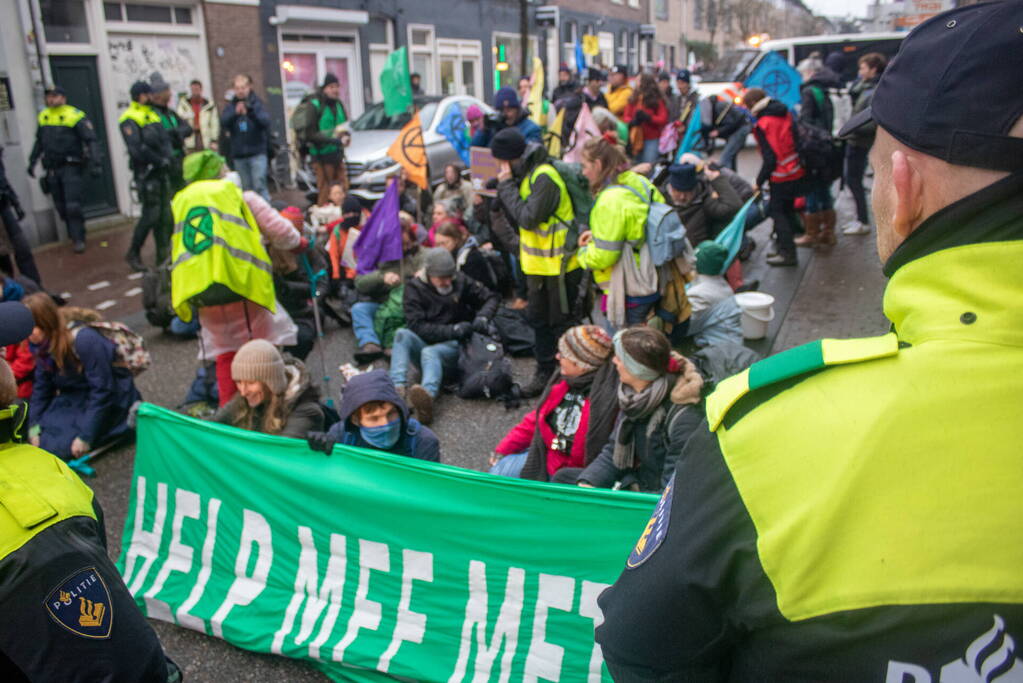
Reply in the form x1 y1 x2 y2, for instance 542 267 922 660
695 240 729 275
231 340 287 395
558 325 613 373
280 206 303 232
490 127 527 161
424 247 456 278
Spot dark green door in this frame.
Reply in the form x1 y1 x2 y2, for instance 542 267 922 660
48 55 118 218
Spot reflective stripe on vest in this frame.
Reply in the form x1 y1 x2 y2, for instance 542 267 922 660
756 115 804 184
170 179 275 322
118 101 161 128
0 442 96 562
38 105 85 128
518 163 577 276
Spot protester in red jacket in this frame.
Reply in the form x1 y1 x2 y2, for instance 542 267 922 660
623 74 669 165
491 325 619 480
4 341 34 399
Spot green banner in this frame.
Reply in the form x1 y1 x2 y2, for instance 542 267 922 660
380 47 413 117
117 404 656 681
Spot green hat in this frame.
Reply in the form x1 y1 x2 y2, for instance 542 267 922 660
183 151 226 184
695 240 729 275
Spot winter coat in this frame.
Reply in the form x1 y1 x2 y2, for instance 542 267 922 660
495 143 562 246
582 89 608 111
665 174 745 245
469 111 543 148
686 274 735 315
552 80 579 104
220 92 270 160
403 271 499 344
623 99 669 142
327 369 440 461
846 76 880 148
606 85 633 118
176 95 221 152
799 67 840 133
354 248 425 303
752 99 805 188
495 379 593 477
433 178 475 216
212 356 324 439
704 96 748 139
5 341 34 399
373 285 406 348
29 327 141 458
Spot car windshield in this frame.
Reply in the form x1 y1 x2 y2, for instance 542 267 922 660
350 100 439 131
701 49 761 82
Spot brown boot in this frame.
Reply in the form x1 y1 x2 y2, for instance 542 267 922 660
817 209 838 247
407 384 434 425
794 212 821 247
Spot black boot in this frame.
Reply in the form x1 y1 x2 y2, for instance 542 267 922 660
125 250 144 272
520 366 554 399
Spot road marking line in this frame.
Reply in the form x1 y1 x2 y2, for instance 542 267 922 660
87 281 110 291
125 287 142 296
95 299 117 311
127 272 143 280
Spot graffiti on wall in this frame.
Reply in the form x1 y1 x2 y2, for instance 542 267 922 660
108 35 204 107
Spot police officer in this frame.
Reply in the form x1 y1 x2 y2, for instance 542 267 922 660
26 86 100 254
149 73 193 194
120 80 174 272
0 301 181 681
0 147 43 285
595 4 1023 680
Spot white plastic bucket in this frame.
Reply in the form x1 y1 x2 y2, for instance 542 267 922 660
735 292 776 340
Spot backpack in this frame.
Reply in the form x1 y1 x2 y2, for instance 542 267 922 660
540 160 594 247
142 263 175 329
71 321 151 376
791 118 844 183
457 333 515 400
492 306 535 356
289 96 319 152
611 183 689 267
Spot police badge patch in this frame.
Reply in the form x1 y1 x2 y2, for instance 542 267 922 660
45 567 113 638
627 477 674 568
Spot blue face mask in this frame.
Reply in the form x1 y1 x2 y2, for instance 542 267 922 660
359 418 402 449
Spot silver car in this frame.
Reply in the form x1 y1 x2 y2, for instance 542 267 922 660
345 95 493 201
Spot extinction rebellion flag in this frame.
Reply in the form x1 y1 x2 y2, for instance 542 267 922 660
118 405 657 681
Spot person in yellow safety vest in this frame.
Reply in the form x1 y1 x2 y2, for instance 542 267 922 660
576 133 665 330
595 4 1023 679
492 127 584 398
171 150 308 408
0 301 181 682
27 85 101 254
119 80 175 272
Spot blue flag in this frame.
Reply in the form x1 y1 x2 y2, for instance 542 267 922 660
575 41 587 76
745 52 802 110
713 196 756 275
353 179 403 275
437 105 470 166
675 99 704 162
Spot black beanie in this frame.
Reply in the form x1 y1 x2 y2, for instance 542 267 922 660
490 128 527 161
322 72 339 88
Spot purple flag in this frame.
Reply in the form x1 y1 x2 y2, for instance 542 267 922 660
353 179 403 275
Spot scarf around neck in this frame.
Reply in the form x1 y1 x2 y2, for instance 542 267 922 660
613 376 670 471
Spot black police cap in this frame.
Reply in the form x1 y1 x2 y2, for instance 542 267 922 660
839 2 1023 172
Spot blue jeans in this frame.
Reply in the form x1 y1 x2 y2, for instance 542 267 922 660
233 154 270 201
389 328 459 396
351 302 381 347
490 452 527 478
169 316 200 338
719 123 752 171
805 180 834 213
637 138 660 164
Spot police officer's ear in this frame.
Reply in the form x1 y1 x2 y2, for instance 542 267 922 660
888 148 924 243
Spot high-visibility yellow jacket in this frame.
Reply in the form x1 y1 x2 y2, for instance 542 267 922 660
517 163 579 277
170 179 275 322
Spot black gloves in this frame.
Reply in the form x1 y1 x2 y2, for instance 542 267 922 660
485 177 499 190
26 166 35 179
307 431 336 454
452 322 473 340
632 109 650 126
472 316 490 334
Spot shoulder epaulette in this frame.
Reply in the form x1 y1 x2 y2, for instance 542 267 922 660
707 333 899 431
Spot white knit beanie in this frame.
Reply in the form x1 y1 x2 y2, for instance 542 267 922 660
231 340 287 395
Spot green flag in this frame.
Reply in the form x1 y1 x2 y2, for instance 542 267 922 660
117 404 658 681
380 47 413 116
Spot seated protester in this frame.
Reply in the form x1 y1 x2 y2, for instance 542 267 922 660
433 163 474 217
2 274 37 399
308 369 440 462
677 152 767 234
270 207 318 361
392 248 499 425
470 87 543 148
491 325 619 481
426 199 467 247
24 293 140 460
663 162 743 245
553 326 705 492
433 220 499 293
211 339 324 438
308 182 345 235
326 195 364 286
685 241 743 348
351 221 425 363
400 210 428 246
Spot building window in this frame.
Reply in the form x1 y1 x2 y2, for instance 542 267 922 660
41 0 90 43
628 0 640 7
655 0 669 21
438 39 483 97
618 29 628 64
408 25 436 94
104 3 193 25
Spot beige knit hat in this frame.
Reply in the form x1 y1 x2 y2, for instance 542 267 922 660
557 325 613 373
231 340 287 395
